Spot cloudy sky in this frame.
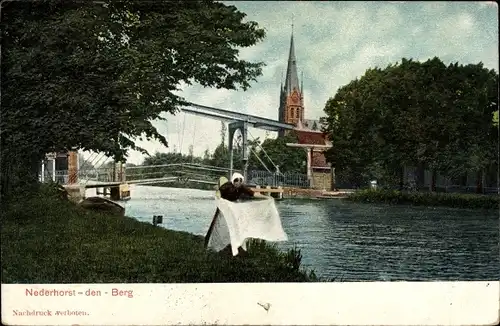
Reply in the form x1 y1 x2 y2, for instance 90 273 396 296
82 1 499 165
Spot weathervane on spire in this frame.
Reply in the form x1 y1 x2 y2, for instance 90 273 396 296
291 13 294 34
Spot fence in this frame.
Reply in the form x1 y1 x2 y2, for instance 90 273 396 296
41 168 114 184
247 170 310 188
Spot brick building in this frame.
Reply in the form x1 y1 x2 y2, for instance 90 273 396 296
277 31 334 190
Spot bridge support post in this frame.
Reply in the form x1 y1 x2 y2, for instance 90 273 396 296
112 161 126 183
228 121 248 181
40 160 45 183
228 135 234 180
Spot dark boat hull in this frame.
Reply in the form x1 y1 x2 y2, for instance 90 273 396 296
78 196 125 216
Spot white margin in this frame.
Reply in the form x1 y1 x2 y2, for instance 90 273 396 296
2 281 499 325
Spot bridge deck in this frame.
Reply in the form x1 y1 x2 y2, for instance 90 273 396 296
83 182 122 189
76 177 214 188
251 187 283 193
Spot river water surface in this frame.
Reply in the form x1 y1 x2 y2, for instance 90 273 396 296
88 185 499 281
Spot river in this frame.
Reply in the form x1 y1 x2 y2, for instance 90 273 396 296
87 185 499 281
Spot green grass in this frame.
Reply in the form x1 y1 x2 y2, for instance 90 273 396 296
346 188 500 210
1 184 317 283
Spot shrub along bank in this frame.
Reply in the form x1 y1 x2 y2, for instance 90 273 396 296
345 188 499 210
1 185 317 283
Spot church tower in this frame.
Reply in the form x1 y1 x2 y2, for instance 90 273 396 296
278 30 304 137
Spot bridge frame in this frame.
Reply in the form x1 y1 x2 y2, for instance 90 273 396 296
182 102 296 181
65 103 296 190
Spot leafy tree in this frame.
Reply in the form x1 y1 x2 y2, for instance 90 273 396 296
248 132 307 174
1 0 266 198
142 151 202 166
209 143 244 171
220 122 227 146
203 148 212 161
133 151 204 181
188 145 194 159
322 57 498 191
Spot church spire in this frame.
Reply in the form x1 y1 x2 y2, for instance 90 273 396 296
284 23 300 95
301 70 304 94
280 69 284 91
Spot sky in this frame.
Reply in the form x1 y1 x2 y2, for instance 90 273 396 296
81 1 499 166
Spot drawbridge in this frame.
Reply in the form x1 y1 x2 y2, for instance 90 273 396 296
43 101 303 200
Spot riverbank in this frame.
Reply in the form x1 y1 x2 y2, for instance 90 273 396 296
345 188 499 209
1 185 317 283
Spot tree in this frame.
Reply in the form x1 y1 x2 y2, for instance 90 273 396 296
220 122 227 146
203 148 211 162
1 0 266 198
248 132 306 174
188 145 194 159
322 57 498 191
209 143 243 171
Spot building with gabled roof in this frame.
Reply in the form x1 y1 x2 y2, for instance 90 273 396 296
277 30 334 190
287 120 333 190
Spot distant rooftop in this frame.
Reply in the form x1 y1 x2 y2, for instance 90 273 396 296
296 118 322 132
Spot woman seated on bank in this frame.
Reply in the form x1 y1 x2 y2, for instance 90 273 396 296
204 173 269 254
219 172 269 202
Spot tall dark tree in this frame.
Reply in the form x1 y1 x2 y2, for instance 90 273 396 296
1 0 266 197
322 57 498 191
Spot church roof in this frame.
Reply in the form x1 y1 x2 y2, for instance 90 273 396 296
302 119 320 130
295 129 328 145
284 33 300 95
294 129 331 169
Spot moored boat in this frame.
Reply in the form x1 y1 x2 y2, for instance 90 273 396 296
78 196 125 216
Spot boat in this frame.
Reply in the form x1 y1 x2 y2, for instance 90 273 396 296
78 196 125 216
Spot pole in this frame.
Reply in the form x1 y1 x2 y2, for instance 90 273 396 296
243 159 248 183
40 160 45 183
241 122 248 181
307 148 312 188
229 140 234 180
52 156 56 182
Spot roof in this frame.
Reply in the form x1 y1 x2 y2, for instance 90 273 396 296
295 129 328 145
293 129 331 169
302 119 320 130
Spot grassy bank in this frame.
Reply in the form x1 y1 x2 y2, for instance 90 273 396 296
1 185 317 283
345 188 499 209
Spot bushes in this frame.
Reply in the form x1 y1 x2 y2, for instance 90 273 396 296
1 188 316 283
346 188 499 209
